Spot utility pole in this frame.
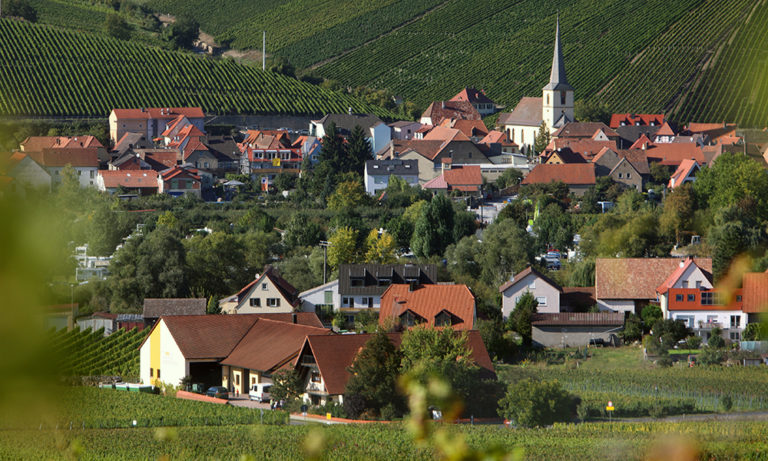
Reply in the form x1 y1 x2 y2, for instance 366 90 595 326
262 31 266 71
319 241 331 284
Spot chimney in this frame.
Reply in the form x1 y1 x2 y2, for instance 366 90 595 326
408 281 416 292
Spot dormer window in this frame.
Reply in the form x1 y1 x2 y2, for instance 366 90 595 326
435 311 452 327
351 277 364 287
378 277 391 287
400 310 424 327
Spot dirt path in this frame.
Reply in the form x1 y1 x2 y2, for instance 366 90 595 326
604 410 768 424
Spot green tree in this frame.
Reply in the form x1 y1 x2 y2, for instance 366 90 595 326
453 210 477 242
104 13 131 40
533 121 551 153
620 314 643 343
328 226 358 269
477 222 534 285
708 327 726 348
236 208 275 233
641 304 663 330
344 331 404 419
184 232 247 298
659 183 695 245
650 162 671 185
273 173 297 192
319 122 345 171
495 168 523 190
269 369 303 404
445 236 483 280
206 295 220 314
533 202 572 253
695 153 768 221
347 125 372 175
410 195 455 258
385 215 414 251
165 15 199 49
327 180 369 211
507 292 538 348
282 213 324 249
498 379 579 427
364 229 397 264
3 0 37 21
574 99 610 124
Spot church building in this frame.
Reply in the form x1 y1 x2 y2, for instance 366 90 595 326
498 18 574 154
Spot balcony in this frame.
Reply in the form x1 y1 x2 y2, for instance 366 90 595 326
698 321 722 329
307 382 326 394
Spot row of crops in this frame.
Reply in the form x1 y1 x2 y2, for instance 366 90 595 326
0 18 395 118
313 0 703 110
598 0 756 122
45 326 147 378
1 421 767 459
497 362 768 413
674 0 768 127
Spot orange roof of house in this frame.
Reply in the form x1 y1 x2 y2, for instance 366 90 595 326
299 330 493 395
21 135 103 152
655 122 676 137
668 159 699 188
221 318 331 372
160 166 200 181
655 258 711 294
379 284 475 330
609 113 665 129
552 122 618 139
183 139 209 160
28 148 99 167
450 87 496 105
4 152 27 171
643 143 705 165
161 115 187 137
522 163 595 186
423 126 471 142
595 258 712 300
480 130 515 145
439 119 489 138
742 271 768 314
421 100 481 125
98 170 159 189
112 107 204 120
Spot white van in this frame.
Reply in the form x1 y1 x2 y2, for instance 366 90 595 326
249 383 272 402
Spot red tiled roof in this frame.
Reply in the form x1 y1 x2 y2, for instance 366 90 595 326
444 165 482 186
221 318 331 372
234 266 301 308
552 122 618 139
439 119 489 139
630 134 653 149
423 126 471 142
668 159 699 188
595 258 712 300
609 113 665 129
98 170 159 189
655 122 676 137
141 150 179 170
742 272 768 314
479 130 515 145
379 284 475 330
160 166 200 181
299 330 493 395
522 163 595 186
183 139 209 160
421 100 481 125
388 140 446 161
450 87 496 105
643 143 705 166
21 135 104 153
112 107 204 120
158 315 264 360
655 258 710 294
28 148 99 167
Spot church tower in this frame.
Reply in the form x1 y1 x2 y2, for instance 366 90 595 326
542 17 574 133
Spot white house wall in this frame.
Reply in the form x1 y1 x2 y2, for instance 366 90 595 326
501 273 561 318
299 280 340 312
597 299 636 314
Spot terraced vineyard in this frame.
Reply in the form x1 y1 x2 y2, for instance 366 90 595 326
46 326 147 378
598 0 757 121
674 0 768 126
0 18 394 117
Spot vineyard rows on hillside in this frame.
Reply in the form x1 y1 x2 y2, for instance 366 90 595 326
46 327 146 378
598 0 755 119
674 0 768 126
0 18 394 118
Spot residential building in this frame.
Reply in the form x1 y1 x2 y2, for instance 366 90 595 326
2 153 51 193
664 288 746 342
294 330 494 406
592 148 650 191
364 159 419 195
449 87 502 116
158 166 201 197
379 283 476 330
552 122 620 141
609 114 666 129
630 136 705 167
420 100 481 126
222 266 301 314
20 135 109 165
668 159 700 189
532 312 625 348
310 113 391 155
337 264 437 321
142 298 207 328
96 170 160 195
299 279 340 316
595 257 712 314
112 132 152 157
389 121 423 140
109 107 205 146
26 148 99 187
521 163 595 196
423 164 483 195
499 266 597 318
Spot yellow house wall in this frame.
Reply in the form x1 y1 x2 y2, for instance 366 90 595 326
150 321 161 386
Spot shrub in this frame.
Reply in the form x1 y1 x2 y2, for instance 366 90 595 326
708 329 726 349
684 336 703 349
720 395 733 412
698 348 725 366
498 379 579 427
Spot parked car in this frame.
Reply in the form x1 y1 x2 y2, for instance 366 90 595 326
249 383 272 402
206 386 229 399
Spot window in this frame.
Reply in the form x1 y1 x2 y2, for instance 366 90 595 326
687 294 695 302
342 297 351 306
731 315 741 328
730 332 740 340
695 281 702 289
400 311 423 327
560 91 566 105
266 298 280 307
150 368 154 377
350 277 364 287
311 372 321 383
701 292 722 305
546 94 550 105
676 315 694 328
675 294 684 302
528 281 536 289
536 296 547 306
90 170 95 178
235 374 240 386
706 315 717 324
626 172 631 179
378 278 391 286
435 311 452 327
157 369 160 379
618 172 623 179
262 283 268 291
324 290 333 304
250 298 261 307
737 295 743 302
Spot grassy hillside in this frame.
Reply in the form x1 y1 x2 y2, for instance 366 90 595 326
141 0 768 127
0 17 395 118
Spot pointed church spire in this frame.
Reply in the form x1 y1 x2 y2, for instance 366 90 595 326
544 15 572 91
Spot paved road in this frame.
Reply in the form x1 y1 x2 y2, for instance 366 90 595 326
602 411 768 423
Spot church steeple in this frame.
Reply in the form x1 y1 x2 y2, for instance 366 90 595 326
544 16 572 91
542 15 574 133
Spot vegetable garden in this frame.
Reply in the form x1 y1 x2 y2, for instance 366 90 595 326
0 18 394 118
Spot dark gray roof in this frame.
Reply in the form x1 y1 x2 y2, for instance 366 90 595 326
143 298 206 318
497 97 543 127
366 159 418 177
314 113 384 135
338 264 437 296
205 136 240 160
615 126 661 148
543 17 573 92
113 132 151 155
111 151 144 168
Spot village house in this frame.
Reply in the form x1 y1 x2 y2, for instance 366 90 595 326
299 279 340 318
592 148 650 191
379 283 476 330
157 166 202 197
96 170 160 195
220 266 301 314
449 87 502 116
532 312 625 348
142 298 207 328
422 164 483 195
310 112 391 155
109 107 205 146
389 121 423 140
1 152 51 193
26 148 99 187
668 159 700 189
293 330 493 406
364 159 419 195
521 163 596 196
499 266 596 319
420 100 481 126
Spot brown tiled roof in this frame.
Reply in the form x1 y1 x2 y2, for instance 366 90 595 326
668 159 699 188
742 272 768 314
221 318 331 372
142 298 206 318
28 148 99 167
444 165 482 187
234 266 301 308
552 122 618 139
160 166 200 181
139 150 179 170
157 315 263 360
499 266 562 293
532 312 624 326
609 113 665 129
421 101 481 125
379 284 475 330
547 139 617 160
388 140 445 161
440 119 489 138
450 87 496 105
545 147 587 164
250 312 324 328
522 163 595 186
618 149 650 175
497 97 543 127
99 170 159 189
423 126 471 142
112 107 204 120
300 330 493 395
655 122 676 137
595 258 712 300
